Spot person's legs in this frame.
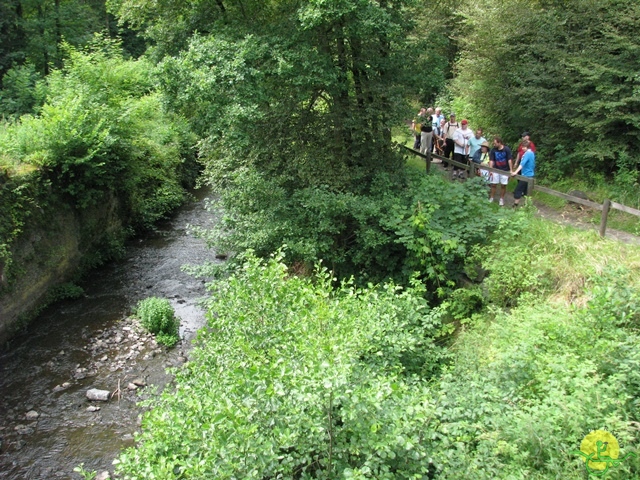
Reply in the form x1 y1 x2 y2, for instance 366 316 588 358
498 174 508 206
453 152 465 176
420 132 432 156
444 139 454 168
513 180 528 206
489 181 497 201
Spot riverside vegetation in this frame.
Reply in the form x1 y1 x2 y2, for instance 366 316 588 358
135 297 180 347
0 0 638 478
0 37 197 291
116 212 640 479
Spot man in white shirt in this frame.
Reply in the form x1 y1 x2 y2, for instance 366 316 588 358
452 119 473 178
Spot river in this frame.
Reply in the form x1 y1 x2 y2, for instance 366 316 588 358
0 188 219 479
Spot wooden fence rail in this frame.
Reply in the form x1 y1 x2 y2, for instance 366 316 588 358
398 144 640 239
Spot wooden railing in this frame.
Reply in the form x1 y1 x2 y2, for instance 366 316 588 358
399 144 640 239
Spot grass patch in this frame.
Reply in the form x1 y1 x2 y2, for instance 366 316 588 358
392 125 414 147
405 153 426 172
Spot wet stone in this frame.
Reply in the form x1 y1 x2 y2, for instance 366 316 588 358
86 389 111 402
132 378 146 387
25 410 39 421
86 405 101 412
14 425 34 435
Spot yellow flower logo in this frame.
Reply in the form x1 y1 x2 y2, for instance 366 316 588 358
574 430 636 476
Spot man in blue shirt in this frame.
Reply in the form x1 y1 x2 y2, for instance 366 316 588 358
511 140 535 207
468 128 487 160
489 136 513 206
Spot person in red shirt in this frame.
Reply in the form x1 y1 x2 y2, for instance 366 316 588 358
514 131 536 170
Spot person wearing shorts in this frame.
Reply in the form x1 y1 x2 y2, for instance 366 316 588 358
489 136 513 206
511 140 535 206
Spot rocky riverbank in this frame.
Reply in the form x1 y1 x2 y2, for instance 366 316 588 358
0 187 218 479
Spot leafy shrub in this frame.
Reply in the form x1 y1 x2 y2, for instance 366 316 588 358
48 282 84 302
117 247 640 479
211 169 501 294
116 252 448 478
0 64 47 118
135 297 179 347
0 36 197 280
585 266 640 328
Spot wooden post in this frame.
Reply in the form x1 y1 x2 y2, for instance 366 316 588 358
599 199 611 238
469 162 476 179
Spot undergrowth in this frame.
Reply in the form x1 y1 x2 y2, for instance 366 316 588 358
117 214 640 478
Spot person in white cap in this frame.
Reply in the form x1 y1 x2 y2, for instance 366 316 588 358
452 119 473 178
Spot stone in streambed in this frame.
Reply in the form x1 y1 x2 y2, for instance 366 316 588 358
86 389 111 401
25 410 39 421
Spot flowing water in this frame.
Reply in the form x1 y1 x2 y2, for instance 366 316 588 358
0 188 219 479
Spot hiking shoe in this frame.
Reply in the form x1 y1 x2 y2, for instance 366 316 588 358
489 197 494 203
499 198 504 206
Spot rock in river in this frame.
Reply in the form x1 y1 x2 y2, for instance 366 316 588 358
86 389 111 401
25 410 40 421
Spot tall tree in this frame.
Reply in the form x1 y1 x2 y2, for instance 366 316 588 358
108 0 454 266
0 0 26 79
109 0 446 192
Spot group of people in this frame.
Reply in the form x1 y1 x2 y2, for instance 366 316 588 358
410 108 536 207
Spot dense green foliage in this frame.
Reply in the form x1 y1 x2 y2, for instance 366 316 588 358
117 251 449 478
1 1 639 478
117 222 640 478
449 0 640 192
136 297 180 347
0 37 197 284
203 170 501 291
0 0 143 83
107 0 458 274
